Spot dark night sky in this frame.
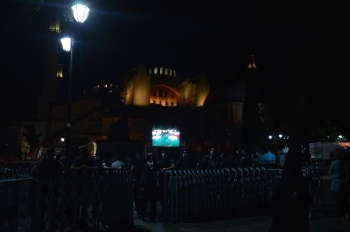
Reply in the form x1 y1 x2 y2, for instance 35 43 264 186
0 1 347 121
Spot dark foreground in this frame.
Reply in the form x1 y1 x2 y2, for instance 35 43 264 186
133 206 350 232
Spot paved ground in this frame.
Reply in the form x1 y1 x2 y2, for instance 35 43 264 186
132 181 350 232
133 207 350 232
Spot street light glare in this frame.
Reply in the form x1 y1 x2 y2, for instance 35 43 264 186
71 4 90 23
60 37 72 52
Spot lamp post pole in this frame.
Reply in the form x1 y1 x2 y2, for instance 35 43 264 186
269 134 282 165
60 3 90 167
66 41 73 164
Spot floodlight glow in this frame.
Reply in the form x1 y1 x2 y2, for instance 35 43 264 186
71 4 90 23
60 37 72 52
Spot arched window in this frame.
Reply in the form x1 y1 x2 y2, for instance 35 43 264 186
149 67 152 74
169 69 173 76
165 91 168 97
156 90 159 96
165 68 168 75
160 67 163 75
154 67 158 74
174 71 176 77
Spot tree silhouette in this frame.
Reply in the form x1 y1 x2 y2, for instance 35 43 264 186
241 80 264 153
23 125 42 153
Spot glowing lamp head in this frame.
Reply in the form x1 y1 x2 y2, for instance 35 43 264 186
60 37 72 52
71 4 90 23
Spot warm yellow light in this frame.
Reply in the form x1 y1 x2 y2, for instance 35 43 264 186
57 64 63 78
49 17 61 33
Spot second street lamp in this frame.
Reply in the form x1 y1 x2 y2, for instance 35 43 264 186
269 134 282 164
60 3 90 167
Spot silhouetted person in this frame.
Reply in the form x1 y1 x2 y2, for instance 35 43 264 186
139 153 158 222
268 143 311 232
220 151 235 169
196 152 209 170
157 149 175 218
328 149 349 221
207 145 221 170
70 148 97 229
31 147 64 231
111 150 126 170
176 148 195 170
130 150 146 214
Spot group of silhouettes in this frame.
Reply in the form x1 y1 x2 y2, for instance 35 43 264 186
30 142 349 230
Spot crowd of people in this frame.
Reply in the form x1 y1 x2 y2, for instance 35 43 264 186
30 145 257 224
30 144 349 228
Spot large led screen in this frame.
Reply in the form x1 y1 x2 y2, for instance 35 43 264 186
152 126 180 147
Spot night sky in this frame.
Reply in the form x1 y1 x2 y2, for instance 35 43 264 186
0 1 347 122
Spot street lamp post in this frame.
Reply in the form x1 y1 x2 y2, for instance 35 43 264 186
60 3 90 167
269 134 282 164
60 137 65 150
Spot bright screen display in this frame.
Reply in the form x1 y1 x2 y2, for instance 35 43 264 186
152 126 180 147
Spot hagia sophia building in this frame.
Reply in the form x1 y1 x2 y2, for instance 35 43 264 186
18 16 259 158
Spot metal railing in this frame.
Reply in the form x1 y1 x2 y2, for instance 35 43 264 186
0 163 334 230
1 172 33 232
164 167 284 222
163 164 334 223
1 169 134 232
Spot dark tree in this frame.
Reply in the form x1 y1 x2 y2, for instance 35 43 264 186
279 91 341 143
241 80 265 153
23 125 42 153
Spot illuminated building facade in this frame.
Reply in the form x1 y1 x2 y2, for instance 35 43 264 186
121 64 210 108
16 13 256 156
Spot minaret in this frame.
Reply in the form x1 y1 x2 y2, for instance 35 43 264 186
133 64 150 106
37 16 61 121
247 54 257 85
